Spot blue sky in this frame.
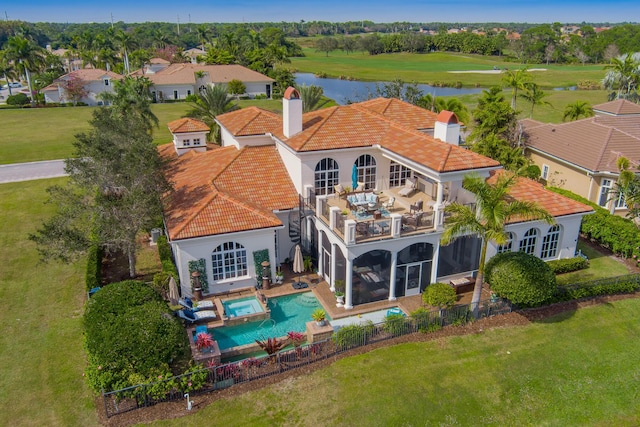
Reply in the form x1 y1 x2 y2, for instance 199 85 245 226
7 0 640 24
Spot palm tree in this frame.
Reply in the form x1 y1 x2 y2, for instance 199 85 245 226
295 84 329 113
441 170 553 316
196 24 212 51
603 53 640 100
187 85 239 142
116 30 137 74
519 83 551 118
562 100 594 121
99 76 158 132
434 97 470 124
0 51 18 96
5 35 45 107
501 66 531 111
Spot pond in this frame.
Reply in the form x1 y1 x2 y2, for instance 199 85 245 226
294 73 484 105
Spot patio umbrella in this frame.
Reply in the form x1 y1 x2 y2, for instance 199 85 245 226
351 164 358 190
293 244 305 284
168 276 179 306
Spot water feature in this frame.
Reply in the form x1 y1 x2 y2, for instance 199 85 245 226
294 73 484 105
209 292 330 351
222 296 264 317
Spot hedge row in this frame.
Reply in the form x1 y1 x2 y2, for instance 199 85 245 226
85 244 103 291
547 256 589 274
548 187 640 260
545 274 640 305
157 236 179 284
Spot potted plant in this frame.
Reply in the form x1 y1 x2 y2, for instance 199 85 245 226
195 331 214 353
275 270 284 284
334 279 346 307
311 308 327 326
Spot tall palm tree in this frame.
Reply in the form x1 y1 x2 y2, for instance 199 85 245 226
5 35 45 107
441 170 553 316
196 24 212 51
603 53 640 100
519 83 552 118
433 97 470 124
116 30 137 74
295 84 330 112
0 51 18 96
501 66 531 111
187 85 239 142
563 100 594 121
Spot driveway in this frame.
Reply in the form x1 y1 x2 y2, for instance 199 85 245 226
0 160 67 183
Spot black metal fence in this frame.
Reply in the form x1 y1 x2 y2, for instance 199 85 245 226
102 298 512 418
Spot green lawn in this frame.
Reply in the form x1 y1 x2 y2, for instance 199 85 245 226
0 178 97 426
147 297 640 427
556 240 631 286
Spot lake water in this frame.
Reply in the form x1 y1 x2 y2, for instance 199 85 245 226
294 73 484 105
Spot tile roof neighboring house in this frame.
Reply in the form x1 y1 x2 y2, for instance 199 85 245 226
488 170 594 222
524 114 640 173
168 117 211 133
159 143 298 240
42 69 122 92
215 107 281 136
133 63 274 86
594 99 640 116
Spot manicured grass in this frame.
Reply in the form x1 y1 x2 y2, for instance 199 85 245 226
0 178 98 426
150 297 640 426
556 240 631 286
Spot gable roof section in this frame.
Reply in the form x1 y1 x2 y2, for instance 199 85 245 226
488 171 593 222
159 143 298 240
168 118 210 133
137 63 274 86
215 107 281 136
525 117 640 173
594 99 640 116
42 69 122 91
356 98 440 129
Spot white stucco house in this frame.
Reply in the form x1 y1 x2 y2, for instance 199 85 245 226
42 69 123 106
132 60 274 102
159 88 593 309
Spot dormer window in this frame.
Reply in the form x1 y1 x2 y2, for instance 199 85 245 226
183 139 191 146
193 138 201 145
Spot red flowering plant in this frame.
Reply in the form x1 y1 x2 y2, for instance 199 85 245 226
195 332 214 351
287 331 305 348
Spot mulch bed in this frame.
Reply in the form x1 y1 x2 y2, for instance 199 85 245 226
98 287 640 427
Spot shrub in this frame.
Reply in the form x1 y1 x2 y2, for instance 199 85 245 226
85 244 103 291
334 321 374 350
485 251 557 307
157 236 179 284
383 313 407 336
546 275 640 304
185 94 198 102
422 282 457 309
84 281 189 393
547 256 589 274
6 93 29 105
228 79 246 95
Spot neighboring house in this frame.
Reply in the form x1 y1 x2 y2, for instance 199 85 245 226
42 69 122 106
183 47 206 63
523 99 640 215
160 88 592 308
132 60 274 101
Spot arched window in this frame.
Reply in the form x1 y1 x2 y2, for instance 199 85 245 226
518 228 538 255
497 232 513 254
314 158 339 196
389 161 411 187
355 154 377 190
541 225 561 259
211 242 247 280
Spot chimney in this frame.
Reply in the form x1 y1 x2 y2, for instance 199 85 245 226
434 110 460 145
283 87 302 138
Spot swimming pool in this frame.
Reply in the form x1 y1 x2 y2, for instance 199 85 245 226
208 292 330 351
223 296 264 317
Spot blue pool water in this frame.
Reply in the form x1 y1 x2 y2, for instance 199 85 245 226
209 292 330 351
222 296 264 317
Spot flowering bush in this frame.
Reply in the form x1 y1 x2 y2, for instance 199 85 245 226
287 331 305 347
195 332 214 351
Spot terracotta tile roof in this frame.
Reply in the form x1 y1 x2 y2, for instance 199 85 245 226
524 116 640 173
137 63 274 86
594 99 640 116
150 58 170 64
159 143 298 240
167 118 210 133
42 69 123 92
357 98 440 129
488 171 594 222
215 107 281 136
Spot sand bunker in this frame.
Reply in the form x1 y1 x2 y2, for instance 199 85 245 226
448 68 547 74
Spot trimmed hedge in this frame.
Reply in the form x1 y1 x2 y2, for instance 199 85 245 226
157 236 179 284
545 274 640 304
548 187 640 260
547 256 589 274
85 244 103 291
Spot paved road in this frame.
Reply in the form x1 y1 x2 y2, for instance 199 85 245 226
0 160 67 184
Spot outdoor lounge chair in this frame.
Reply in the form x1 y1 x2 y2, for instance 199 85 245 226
177 308 216 323
334 184 347 199
179 297 214 311
398 177 417 197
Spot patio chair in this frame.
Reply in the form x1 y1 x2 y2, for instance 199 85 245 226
179 297 214 311
355 181 366 192
356 221 370 237
383 196 395 209
398 177 417 197
409 200 423 214
177 308 216 323
402 212 423 231
334 184 347 199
